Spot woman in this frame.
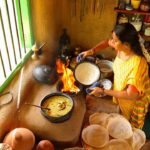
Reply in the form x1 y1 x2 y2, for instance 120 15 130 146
80 23 150 129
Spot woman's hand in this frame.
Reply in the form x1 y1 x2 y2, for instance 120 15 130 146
76 49 94 63
80 49 94 58
89 87 104 97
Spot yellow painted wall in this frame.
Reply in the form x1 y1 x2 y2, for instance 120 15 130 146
30 0 63 62
31 0 118 59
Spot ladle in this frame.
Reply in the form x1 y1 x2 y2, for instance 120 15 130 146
25 103 51 111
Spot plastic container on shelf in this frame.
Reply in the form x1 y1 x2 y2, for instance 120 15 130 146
118 14 128 24
144 27 150 36
131 0 141 9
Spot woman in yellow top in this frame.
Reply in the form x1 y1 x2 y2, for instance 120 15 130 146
81 23 150 130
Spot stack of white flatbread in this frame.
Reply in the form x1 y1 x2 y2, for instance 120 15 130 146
82 112 146 150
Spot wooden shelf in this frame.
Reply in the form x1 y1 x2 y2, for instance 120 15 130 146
114 8 150 15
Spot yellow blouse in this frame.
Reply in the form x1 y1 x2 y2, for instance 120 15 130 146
113 55 150 128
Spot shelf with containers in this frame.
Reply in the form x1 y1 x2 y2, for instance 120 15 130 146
114 0 150 53
114 9 150 40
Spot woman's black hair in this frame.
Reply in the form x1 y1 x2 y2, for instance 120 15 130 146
113 23 144 57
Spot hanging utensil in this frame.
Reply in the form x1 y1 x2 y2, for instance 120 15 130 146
74 0 77 16
25 103 51 111
85 0 89 14
93 0 96 14
95 0 100 15
83 0 86 17
99 0 105 19
80 0 83 21
71 0 75 17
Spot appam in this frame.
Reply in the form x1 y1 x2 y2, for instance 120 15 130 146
107 116 133 139
82 124 109 148
130 128 146 150
107 139 132 150
89 112 110 127
74 62 100 86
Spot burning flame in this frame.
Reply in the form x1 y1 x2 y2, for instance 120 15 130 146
56 58 80 93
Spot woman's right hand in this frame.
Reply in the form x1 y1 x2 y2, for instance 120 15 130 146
76 49 94 63
80 49 94 57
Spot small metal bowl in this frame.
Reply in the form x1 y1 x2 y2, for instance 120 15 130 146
86 79 112 97
99 79 112 97
40 92 74 123
97 60 113 78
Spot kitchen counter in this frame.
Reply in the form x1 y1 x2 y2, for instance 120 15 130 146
18 88 86 147
0 55 86 147
0 53 119 148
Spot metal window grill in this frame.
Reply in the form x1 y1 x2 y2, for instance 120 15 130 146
0 0 31 85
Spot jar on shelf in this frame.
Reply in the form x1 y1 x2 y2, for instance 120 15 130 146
125 0 131 4
144 27 150 36
118 14 128 24
140 0 150 12
142 15 150 33
118 0 126 9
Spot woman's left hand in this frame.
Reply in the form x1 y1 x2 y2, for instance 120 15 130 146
89 87 104 97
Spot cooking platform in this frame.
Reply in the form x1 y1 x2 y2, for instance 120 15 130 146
0 55 119 148
17 81 86 147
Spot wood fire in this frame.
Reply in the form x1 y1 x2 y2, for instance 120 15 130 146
56 58 80 93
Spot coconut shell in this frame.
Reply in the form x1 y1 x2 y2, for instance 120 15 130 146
82 124 109 148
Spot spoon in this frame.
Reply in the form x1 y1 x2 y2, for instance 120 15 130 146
25 103 51 111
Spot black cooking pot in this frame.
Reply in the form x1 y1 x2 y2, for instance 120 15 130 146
33 64 58 84
40 92 74 123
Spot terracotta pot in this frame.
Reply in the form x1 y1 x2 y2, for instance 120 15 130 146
3 128 35 150
36 140 54 150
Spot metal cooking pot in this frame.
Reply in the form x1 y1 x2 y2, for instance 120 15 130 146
40 92 74 123
33 64 58 84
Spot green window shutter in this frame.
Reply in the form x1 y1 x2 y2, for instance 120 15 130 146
0 0 34 93
15 0 34 49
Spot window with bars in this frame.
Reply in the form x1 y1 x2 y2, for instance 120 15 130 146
0 0 34 91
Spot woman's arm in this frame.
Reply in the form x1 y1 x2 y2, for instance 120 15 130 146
90 85 140 100
91 39 109 54
81 39 109 57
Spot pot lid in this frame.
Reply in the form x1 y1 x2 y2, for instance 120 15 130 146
32 64 58 84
